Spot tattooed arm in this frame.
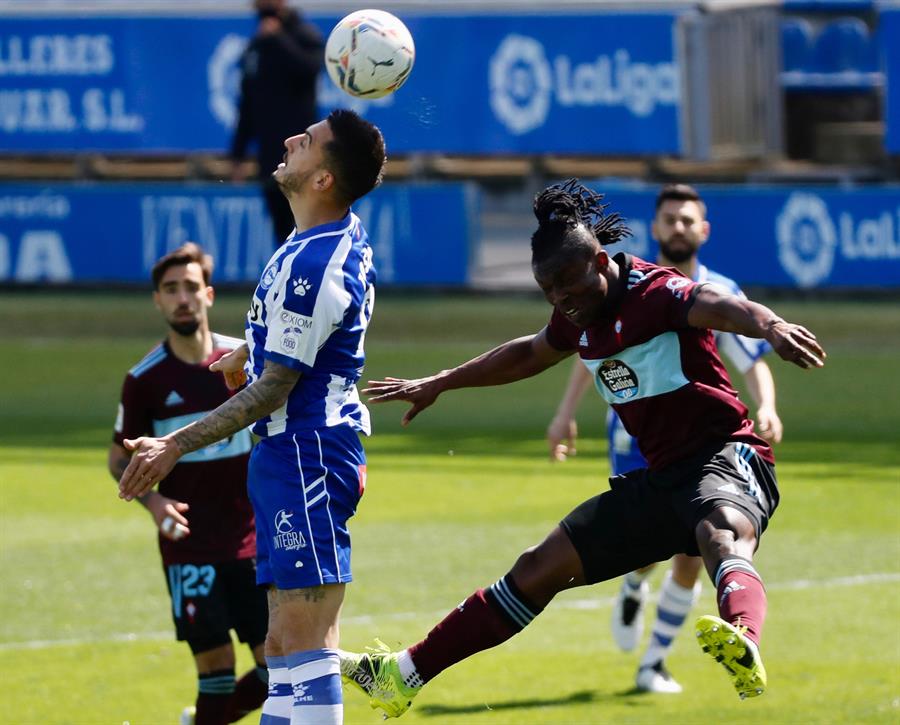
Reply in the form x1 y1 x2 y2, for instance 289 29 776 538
118 359 300 500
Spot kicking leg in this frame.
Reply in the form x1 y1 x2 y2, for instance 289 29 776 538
694 506 768 699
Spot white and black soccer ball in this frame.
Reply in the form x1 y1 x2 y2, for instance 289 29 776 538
324 9 415 99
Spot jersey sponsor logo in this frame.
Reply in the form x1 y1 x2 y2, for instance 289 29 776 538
292 277 312 297
597 359 639 400
260 261 279 290
279 311 313 329
164 390 184 407
280 326 305 354
273 509 306 551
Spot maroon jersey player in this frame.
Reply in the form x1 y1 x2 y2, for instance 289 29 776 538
341 179 826 715
108 244 268 725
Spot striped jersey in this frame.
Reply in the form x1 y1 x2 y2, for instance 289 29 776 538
546 254 773 471
113 333 255 565
244 210 375 438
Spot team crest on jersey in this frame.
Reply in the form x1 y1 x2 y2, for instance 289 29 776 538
273 509 306 551
260 262 279 290
597 359 640 400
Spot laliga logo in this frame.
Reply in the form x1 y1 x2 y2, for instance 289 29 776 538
489 35 553 135
208 34 248 128
489 34 679 135
776 193 837 289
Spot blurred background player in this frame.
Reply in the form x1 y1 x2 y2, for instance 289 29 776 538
230 0 323 243
108 243 268 725
118 110 387 725
547 183 783 694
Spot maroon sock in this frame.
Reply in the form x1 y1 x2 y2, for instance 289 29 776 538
408 575 542 683
223 665 268 723
195 668 234 725
715 557 767 645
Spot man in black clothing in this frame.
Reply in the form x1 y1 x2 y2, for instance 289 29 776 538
230 0 323 242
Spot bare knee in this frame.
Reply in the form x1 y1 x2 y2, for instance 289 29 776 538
695 506 758 580
508 527 584 608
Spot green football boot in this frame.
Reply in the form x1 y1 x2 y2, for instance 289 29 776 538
695 615 767 700
340 640 421 718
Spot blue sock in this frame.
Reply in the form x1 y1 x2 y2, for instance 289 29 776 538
285 648 342 724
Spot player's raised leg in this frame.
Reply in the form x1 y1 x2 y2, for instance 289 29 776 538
694 506 768 699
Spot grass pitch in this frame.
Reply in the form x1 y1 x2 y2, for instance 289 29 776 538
1 291 898 724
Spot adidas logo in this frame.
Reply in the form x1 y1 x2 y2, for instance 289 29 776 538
579 332 588 347
718 580 746 607
627 270 647 289
165 390 184 406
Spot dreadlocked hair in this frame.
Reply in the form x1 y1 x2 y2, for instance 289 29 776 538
531 178 631 266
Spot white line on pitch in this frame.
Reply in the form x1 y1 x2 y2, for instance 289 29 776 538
2 571 898 652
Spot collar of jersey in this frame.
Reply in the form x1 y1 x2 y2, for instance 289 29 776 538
285 210 353 245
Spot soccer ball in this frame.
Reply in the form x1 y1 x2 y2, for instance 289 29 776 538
324 9 415 99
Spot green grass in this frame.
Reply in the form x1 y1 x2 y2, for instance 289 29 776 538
1 291 899 724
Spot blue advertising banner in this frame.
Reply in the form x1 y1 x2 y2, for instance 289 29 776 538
0 182 475 286
587 182 900 288
0 12 683 154
881 6 900 154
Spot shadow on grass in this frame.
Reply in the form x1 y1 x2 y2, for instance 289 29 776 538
417 687 659 716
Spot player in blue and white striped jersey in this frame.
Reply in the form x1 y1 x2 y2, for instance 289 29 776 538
546 184 783 695
118 109 386 725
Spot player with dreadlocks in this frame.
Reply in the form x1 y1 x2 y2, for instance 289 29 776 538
340 179 826 716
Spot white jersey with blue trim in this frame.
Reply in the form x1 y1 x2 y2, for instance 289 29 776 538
607 263 771 468
243 211 375 438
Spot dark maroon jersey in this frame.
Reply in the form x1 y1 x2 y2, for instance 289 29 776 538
545 254 773 470
113 333 255 565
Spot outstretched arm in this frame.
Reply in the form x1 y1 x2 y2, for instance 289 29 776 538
688 286 826 369
118 358 300 500
546 360 593 461
364 328 572 425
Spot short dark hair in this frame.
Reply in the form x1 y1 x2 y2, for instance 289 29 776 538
324 109 386 205
655 183 706 217
531 178 631 268
151 242 213 290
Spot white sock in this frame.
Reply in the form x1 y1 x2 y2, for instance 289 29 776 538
260 656 291 725
624 568 652 594
396 649 424 689
640 572 702 669
286 648 342 725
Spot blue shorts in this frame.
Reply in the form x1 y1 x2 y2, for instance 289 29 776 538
248 425 366 589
